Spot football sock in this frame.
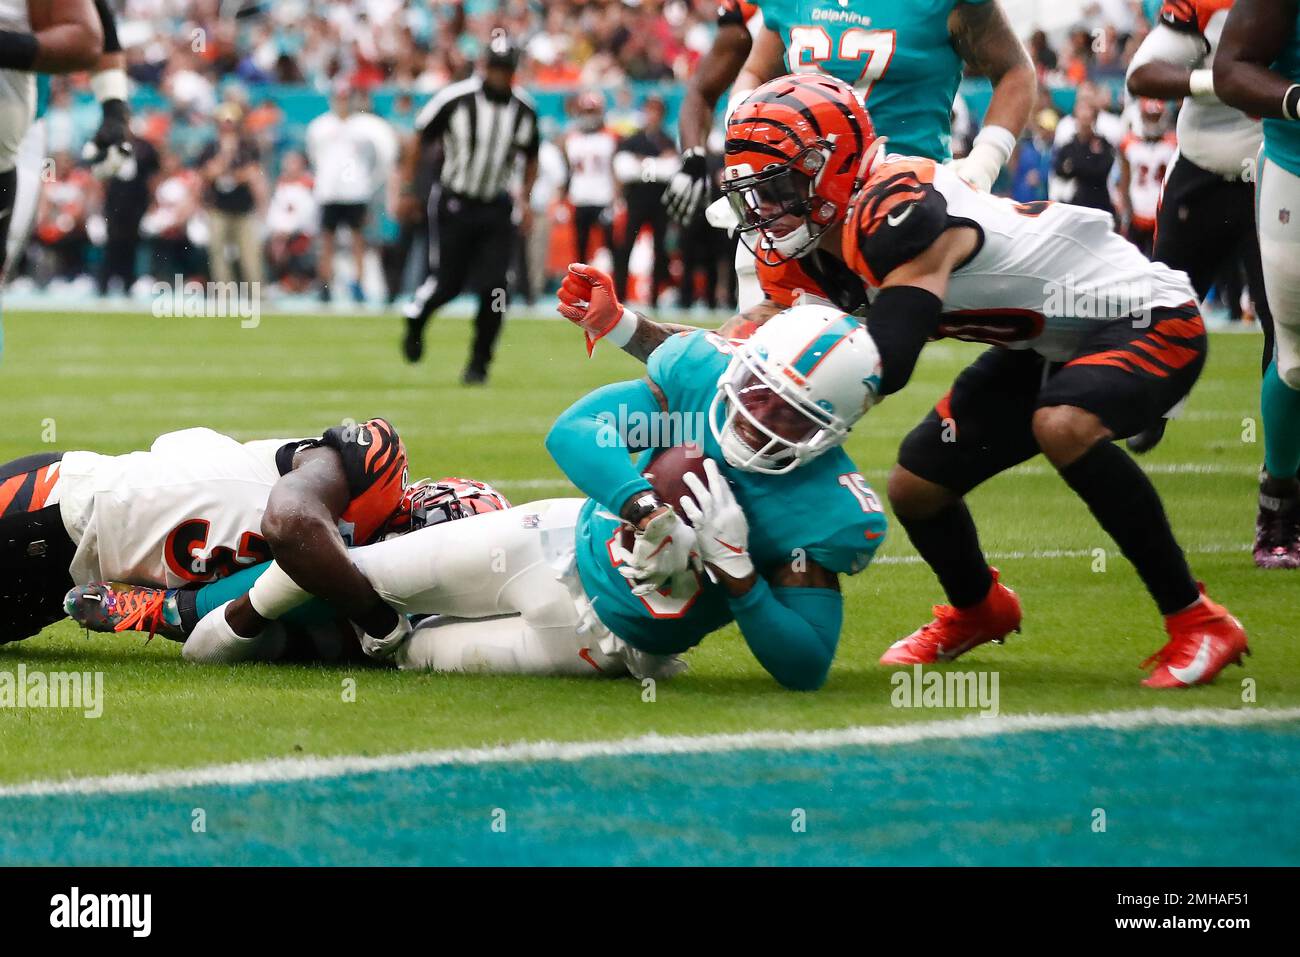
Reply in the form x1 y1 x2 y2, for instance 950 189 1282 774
897 501 994 609
1058 440 1199 615
1261 359 1300 480
178 563 337 634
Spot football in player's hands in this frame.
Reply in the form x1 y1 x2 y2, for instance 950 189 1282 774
556 263 623 342
641 444 710 526
680 459 755 580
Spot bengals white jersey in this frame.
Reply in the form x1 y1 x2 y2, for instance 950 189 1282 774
1132 0 1261 178
51 420 409 588
843 157 1196 362
564 130 616 207
0 0 35 173
1121 131 1178 229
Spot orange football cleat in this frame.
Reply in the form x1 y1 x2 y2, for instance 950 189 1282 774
880 568 1022 665
1142 586 1249 688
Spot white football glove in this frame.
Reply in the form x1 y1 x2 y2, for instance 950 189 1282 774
360 612 413 660
679 459 755 580
662 146 709 224
614 507 701 597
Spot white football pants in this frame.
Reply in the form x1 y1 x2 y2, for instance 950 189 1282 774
1257 154 1300 390
349 498 680 679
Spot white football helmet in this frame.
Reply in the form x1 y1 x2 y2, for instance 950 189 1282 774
709 304 882 475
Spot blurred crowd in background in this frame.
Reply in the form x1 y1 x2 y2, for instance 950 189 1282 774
15 0 1256 321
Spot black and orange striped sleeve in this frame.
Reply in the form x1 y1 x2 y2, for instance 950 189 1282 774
317 418 409 546
845 165 950 286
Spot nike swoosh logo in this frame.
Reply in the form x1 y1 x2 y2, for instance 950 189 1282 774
713 537 745 554
578 647 603 672
864 530 884 540
1168 636 1213 685
886 204 915 227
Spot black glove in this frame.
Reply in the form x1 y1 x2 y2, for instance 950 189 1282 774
662 146 709 224
83 98 133 179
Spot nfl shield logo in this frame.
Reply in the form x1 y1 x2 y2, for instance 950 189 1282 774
1281 209 1291 225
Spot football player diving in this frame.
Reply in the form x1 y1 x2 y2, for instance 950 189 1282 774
83 306 888 690
562 73 1251 689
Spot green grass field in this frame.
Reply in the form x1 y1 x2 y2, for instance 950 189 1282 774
0 307 1296 865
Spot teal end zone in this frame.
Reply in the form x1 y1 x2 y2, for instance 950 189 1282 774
3 725 1297 866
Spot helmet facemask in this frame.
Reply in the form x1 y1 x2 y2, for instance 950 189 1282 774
383 478 510 538
708 345 851 475
724 144 840 266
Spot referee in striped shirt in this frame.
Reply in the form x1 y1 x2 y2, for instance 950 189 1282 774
401 33 539 385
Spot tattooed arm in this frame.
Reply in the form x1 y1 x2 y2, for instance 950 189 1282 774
620 298 785 362
947 1 1036 190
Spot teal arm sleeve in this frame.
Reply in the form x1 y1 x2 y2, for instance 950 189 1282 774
190 562 337 630
727 581 843 691
545 379 659 515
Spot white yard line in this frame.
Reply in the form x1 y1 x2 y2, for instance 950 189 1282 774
488 462 1262 491
2 706 1295 798
874 542 1250 565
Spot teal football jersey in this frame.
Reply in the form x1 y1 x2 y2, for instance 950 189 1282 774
35 74 49 120
1264 6 1300 177
574 330 888 655
757 0 987 161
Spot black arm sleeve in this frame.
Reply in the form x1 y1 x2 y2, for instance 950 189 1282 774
93 0 122 54
865 286 943 396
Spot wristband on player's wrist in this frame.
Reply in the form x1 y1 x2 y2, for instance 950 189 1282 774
587 305 638 356
1284 84 1300 121
970 125 1017 168
1188 69 1216 100
92 68 130 104
0 31 38 71
620 490 664 528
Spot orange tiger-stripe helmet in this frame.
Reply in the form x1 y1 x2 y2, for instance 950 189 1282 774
723 74 879 265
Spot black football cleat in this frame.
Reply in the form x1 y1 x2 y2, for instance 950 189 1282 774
403 317 425 363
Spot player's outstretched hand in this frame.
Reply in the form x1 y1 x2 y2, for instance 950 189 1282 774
680 459 755 580
557 263 626 354
614 507 701 597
